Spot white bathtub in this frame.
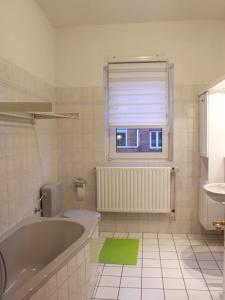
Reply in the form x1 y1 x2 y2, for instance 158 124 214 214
0 216 99 300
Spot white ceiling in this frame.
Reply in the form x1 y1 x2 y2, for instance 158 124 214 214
35 0 225 27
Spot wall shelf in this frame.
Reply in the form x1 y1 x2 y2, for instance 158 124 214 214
0 102 79 121
0 112 79 121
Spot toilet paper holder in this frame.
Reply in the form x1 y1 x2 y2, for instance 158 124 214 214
74 177 86 188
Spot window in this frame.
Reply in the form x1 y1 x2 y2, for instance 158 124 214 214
149 129 162 152
116 128 139 151
106 58 173 160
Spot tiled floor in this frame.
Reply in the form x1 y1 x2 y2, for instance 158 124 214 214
92 232 224 300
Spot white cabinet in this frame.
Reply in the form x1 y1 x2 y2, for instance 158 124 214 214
199 91 225 230
199 93 208 158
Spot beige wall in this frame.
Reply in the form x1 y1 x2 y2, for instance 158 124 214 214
55 20 225 87
0 0 55 85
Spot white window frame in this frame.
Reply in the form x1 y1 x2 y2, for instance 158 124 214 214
109 126 168 160
104 57 173 161
149 130 162 151
116 128 139 149
116 128 128 148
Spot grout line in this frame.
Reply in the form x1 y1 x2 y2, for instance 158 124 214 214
158 234 166 300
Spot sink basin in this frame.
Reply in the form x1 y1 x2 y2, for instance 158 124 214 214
204 183 225 204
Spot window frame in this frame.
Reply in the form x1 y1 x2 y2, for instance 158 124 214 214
104 59 174 162
116 128 139 149
149 129 162 151
116 128 128 148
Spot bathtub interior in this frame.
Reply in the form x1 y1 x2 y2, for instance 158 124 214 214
0 220 84 297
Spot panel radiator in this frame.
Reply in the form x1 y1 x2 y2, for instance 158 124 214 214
96 167 172 213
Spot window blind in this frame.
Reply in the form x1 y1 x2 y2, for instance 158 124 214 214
107 62 168 127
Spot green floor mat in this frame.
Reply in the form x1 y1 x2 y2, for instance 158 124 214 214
99 238 139 265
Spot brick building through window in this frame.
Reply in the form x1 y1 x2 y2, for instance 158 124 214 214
116 128 162 153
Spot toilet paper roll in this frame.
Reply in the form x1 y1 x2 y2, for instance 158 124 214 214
77 186 85 200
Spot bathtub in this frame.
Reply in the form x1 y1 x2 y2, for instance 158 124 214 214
0 216 99 300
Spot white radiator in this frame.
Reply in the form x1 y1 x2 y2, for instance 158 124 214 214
96 167 172 213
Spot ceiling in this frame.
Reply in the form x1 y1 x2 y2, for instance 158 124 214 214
35 0 225 27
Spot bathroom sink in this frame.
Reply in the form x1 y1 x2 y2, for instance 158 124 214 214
204 183 225 204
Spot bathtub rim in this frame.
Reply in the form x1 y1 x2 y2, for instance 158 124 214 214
1 215 99 300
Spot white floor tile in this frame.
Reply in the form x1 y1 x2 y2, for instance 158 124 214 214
161 259 180 269
206 240 222 246
211 291 223 300
143 251 160 259
143 259 161 268
173 234 188 240
103 266 123 276
99 276 121 287
142 267 162 278
188 234 204 240
174 240 191 246
205 278 223 291
209 246 224 252
122 267 142 277
162 268 183 278
212 252 224 261
95 287 118 299
187 290 212 300
120 276 141 288
133 259 142 268
202 269 223 279
178 252 196 260
160 252 178 260
198 260 219 270
99 232 114 238
142 277 163 289
190 240 206 246
176 245 193 253
105 263 125 267
184 278 208 290
118 288 141 300
192 246 210 253
181 268 203 279
114 232 128 238
142 289 164 300
216 261 224 270
158 234 173 239
203 234 220 240
143 239 158 245
165 289 188 300
143 233 158 238
143 245 159 252
159 245 176 252
159 239 175 246
179 260 199 269
128 233 142 239
163 278 185 290
195 252 214 261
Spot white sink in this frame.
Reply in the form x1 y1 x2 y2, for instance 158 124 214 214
204 183 225 204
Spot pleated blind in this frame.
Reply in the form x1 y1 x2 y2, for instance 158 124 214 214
108 62 168 127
